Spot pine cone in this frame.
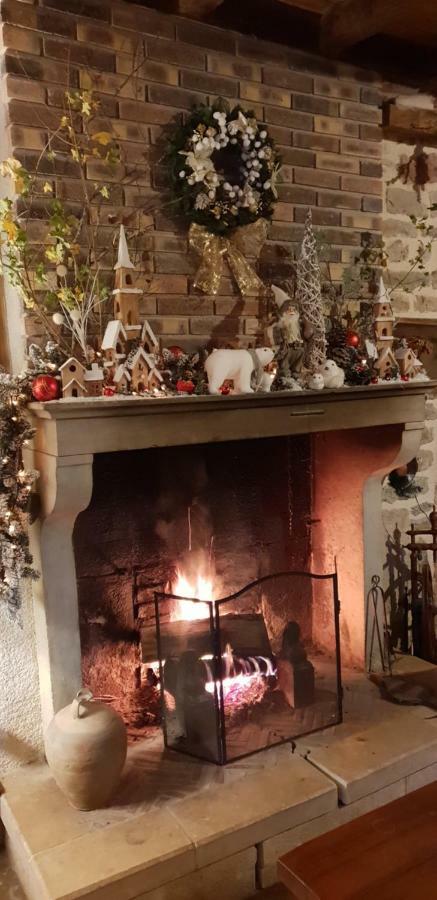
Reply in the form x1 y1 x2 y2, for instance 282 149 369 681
330 346 355 370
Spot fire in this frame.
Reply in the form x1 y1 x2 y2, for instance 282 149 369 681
171 568 215 621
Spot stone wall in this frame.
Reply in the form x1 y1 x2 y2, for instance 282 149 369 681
0 0 383 353
382 126 437 615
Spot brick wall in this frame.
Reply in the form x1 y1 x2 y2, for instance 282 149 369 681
0 0 383 350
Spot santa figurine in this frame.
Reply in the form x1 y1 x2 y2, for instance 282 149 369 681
266 284 306 388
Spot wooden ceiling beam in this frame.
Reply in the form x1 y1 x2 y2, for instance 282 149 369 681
277 0 332 12
171 0 224 17
321 0 437 56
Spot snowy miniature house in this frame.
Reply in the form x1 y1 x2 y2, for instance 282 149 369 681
141 320 159 355
59 357 87 399
374 346 398 378
395 343 421 378
113 364 131 393
101 320 128 368
128 347 163 393
113 225 142 328
84 364 104 397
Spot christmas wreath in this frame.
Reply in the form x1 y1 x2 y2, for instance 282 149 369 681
166 101 280 236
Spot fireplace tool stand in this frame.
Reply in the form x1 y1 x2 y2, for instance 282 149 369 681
406 507 437 663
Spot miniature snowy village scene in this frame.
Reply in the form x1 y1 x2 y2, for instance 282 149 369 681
30 217 430 405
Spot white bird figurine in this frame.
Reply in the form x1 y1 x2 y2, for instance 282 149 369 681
319 359 345 389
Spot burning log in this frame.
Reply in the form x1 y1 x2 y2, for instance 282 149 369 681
141 612 272 663
277 621 315 709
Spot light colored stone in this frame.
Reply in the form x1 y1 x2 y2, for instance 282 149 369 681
5 832 47 900
258 778 407 887
406 761 437 792
135 848 256 900
301 715 437 803
0 848 26 900
0 766 92 858
171 752 337 867
386 186 425 217
28 810 195 900
258 864 279 891
387 239 409 262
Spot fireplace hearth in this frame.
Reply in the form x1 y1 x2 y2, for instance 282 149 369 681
155 571 341 764
25 385 429 736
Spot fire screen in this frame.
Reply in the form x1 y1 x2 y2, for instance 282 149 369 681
155 570 342 764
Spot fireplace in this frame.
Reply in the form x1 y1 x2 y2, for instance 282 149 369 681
74 432 342 762
25 386 428 739
75 434 321 747
155 571 341 764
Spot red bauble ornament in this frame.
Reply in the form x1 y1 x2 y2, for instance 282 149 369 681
346 330 360 349
168 345 185 358
31 374 59 402
371 376 379 384
401 374 410 382
176 379 195 394
220 381 231 395
103 385 116 396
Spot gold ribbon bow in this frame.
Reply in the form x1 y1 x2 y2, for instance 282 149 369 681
189 220 267 296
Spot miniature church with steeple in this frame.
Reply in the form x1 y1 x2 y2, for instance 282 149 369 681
113 224 142 331
101 225 162 393
372 275 398 379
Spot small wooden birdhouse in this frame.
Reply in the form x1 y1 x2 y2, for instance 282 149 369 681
59 357 87 399
113 364 131 393
84 363 104 397
113 225 142 328
374 346 398 378
395 341 418 377
101 320 128 369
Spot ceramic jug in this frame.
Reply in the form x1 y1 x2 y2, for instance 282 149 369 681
45 689 127 810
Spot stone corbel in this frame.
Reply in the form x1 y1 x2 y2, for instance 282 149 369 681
25 449 94 732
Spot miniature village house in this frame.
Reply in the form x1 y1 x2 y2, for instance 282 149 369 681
374 345 398 378
373 276 395 351
101 320 128 371
128 347 163 393
113 363 131 392
84 363 104 397
59 357 87 398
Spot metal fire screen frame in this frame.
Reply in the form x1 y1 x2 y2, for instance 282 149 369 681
155 569 342 766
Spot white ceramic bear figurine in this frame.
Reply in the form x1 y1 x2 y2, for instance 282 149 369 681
205 347 274 394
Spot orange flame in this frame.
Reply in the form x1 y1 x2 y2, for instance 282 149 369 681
171 568 215 621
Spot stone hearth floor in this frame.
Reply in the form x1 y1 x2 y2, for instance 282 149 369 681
3 659 437 900
0 851 288 900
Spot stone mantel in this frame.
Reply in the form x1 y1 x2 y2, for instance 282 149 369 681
25 381 435 732
28 381 435 459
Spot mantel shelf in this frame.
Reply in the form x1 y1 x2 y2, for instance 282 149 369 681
28 381 436 459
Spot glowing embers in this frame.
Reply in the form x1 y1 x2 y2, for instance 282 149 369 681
202 643 275 697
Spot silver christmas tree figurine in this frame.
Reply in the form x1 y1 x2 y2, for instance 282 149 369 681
296 210 326 372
